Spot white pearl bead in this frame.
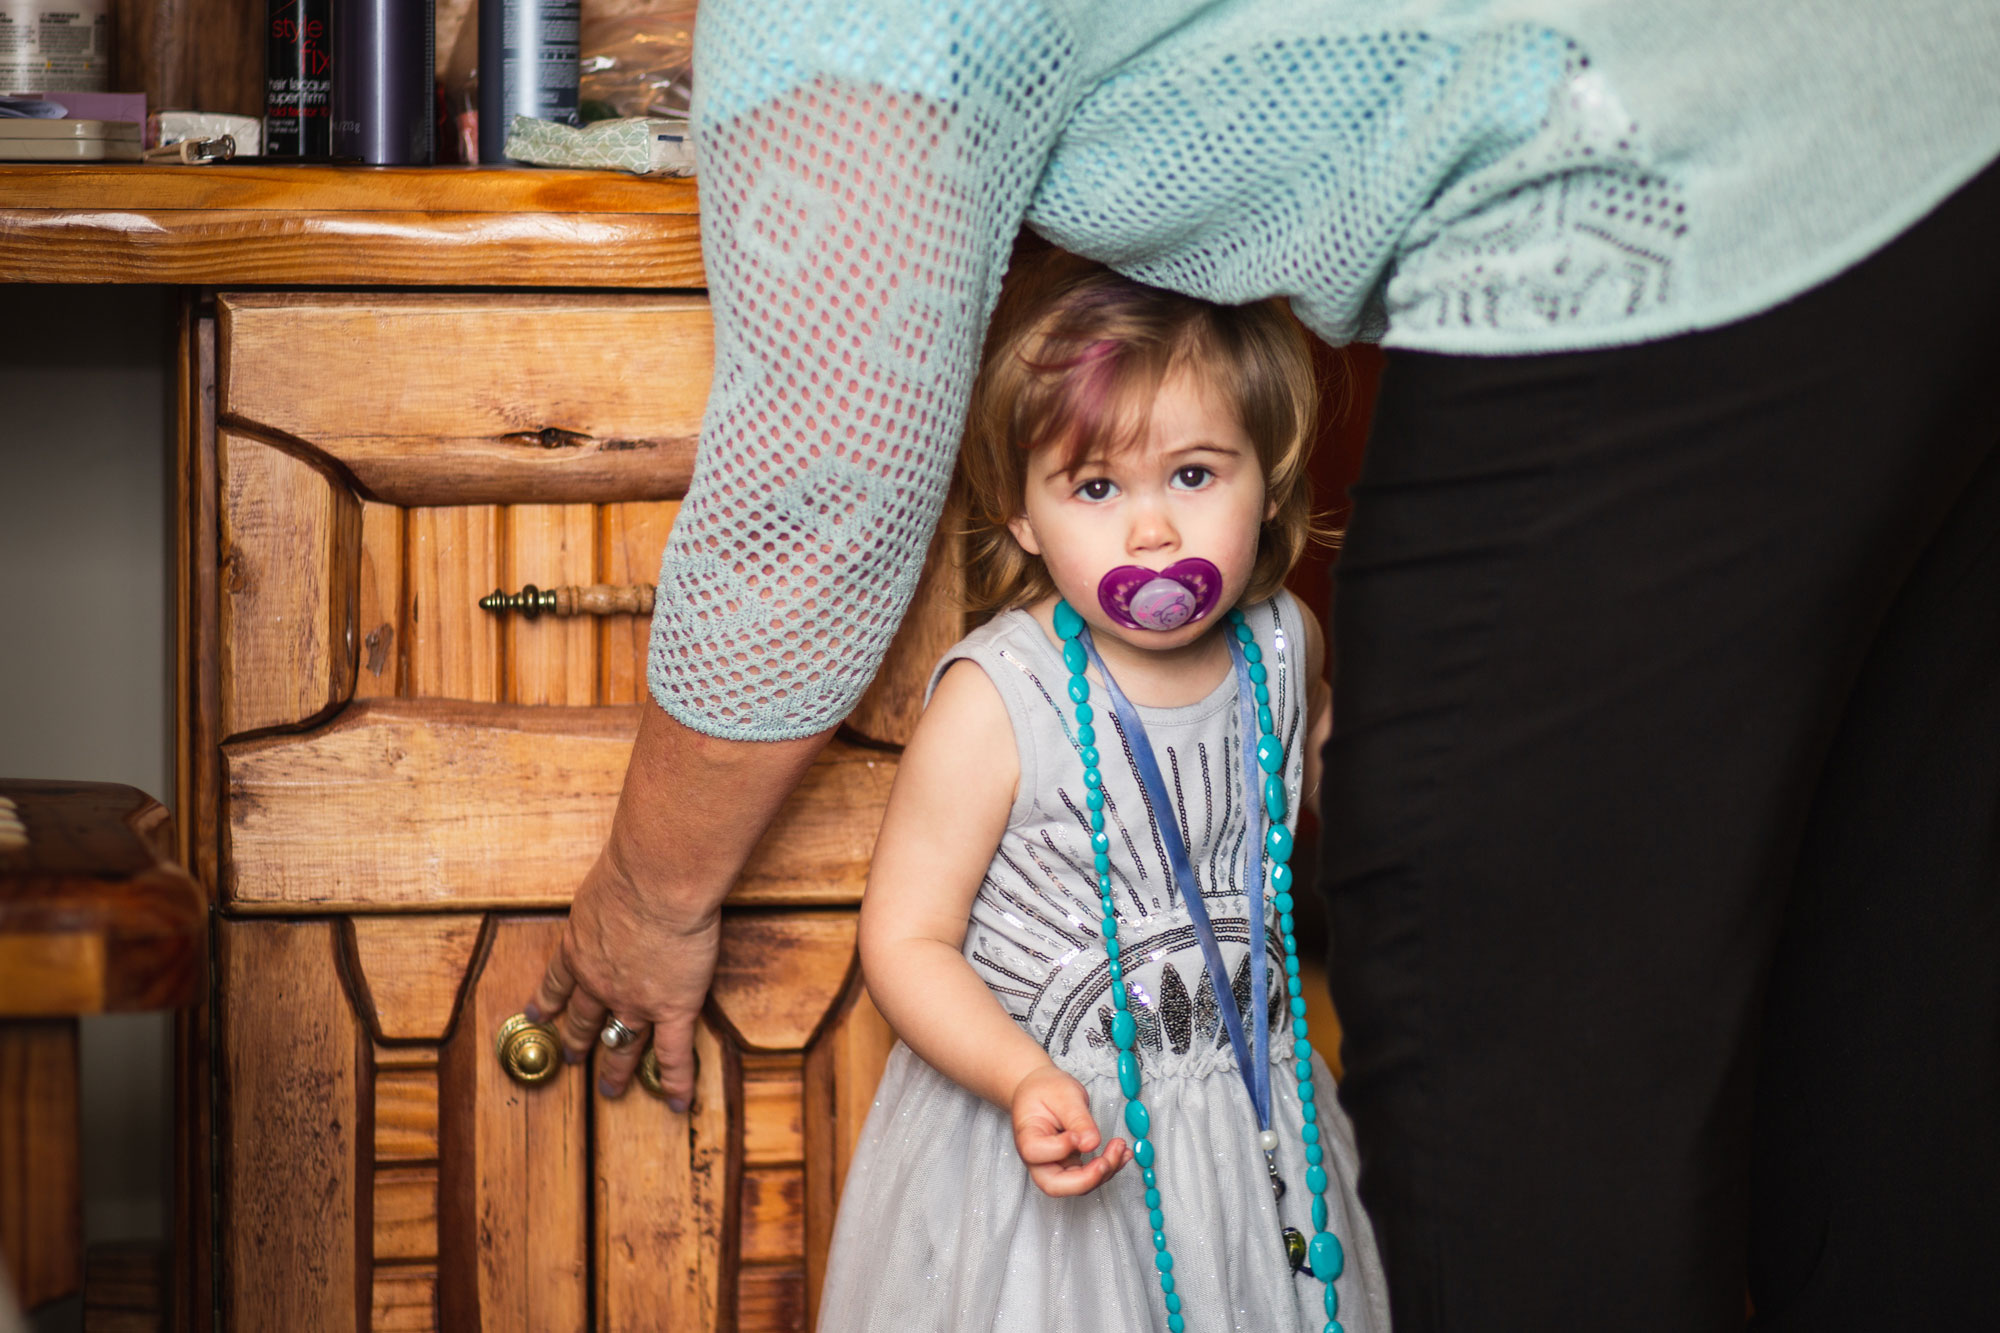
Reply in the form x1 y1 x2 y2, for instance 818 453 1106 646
1258 1129 1281 1153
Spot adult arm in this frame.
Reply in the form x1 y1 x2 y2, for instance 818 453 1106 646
528 2 1087 1103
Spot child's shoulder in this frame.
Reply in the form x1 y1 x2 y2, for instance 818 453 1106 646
922 606 1054 709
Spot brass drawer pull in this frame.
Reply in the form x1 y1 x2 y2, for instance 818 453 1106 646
495 1012 562 1085
479 583 657 620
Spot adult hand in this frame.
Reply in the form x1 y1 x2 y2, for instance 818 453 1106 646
524 700 834 1109
1012 1064 1130 1197
528 839 720 1110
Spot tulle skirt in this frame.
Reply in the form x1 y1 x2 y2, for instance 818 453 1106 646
817 1043 1391 1333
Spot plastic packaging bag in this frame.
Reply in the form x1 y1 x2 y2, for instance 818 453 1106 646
577 7 694 123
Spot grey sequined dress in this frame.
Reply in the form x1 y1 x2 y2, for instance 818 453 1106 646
817 594 1390 1333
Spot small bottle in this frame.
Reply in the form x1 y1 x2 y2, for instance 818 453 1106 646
264 0 331 157
330 0 435 164
478 0 581 166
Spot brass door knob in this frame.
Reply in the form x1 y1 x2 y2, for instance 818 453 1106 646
496 1013 562 1085
635 1048 665 1099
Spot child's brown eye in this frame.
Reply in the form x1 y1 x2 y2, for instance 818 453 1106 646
1174 466 1214 489
1077 478 1117 501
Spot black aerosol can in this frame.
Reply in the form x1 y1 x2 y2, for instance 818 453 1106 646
331 0 435 164
265 0 332 155
478 0 581 165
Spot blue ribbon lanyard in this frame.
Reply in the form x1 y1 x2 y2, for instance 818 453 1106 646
1080 627 1273 1132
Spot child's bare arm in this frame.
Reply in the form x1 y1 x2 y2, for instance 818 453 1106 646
859 660 1129 1195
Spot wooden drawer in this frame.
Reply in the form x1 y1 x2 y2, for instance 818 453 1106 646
206 291 952 914
219 292 711 507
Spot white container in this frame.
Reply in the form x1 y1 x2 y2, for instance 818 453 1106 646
0 0 113 94
0 117 138 159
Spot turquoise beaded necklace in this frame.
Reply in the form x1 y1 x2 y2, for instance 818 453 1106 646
1052 597 1347 1333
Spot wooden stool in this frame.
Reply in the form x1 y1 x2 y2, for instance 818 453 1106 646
0 780 203 1320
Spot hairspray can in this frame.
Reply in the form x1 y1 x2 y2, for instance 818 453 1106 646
0 0 113 93
264 0 331 156
477 0 580 165
331 0 435 164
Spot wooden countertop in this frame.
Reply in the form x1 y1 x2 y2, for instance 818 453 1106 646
0 164 704 287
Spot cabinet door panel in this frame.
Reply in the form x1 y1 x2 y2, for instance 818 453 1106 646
595 1021 729 1332
440 916 589 1333
199 289 920 1333
217 919 364 1333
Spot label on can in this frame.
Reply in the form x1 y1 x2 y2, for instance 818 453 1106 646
0 0 112 93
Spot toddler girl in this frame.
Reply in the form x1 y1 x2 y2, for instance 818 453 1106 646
817 250 1389 1333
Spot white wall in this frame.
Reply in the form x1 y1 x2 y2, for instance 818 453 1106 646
0 284 175 1246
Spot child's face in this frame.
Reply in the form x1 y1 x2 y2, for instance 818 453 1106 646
1009 369 1273 654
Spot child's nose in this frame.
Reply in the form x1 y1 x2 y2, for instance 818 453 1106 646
1127 500 1179 555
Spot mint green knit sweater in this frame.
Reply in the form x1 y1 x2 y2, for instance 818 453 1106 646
652 0 2000 740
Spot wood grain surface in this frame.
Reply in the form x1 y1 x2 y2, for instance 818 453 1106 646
373 1164 441 1264
171 301 221 1333
707 913 860 1054
825 990 897 1193
345 915 484 1041
507 505 599 707
218 919 363 1333
372 1067 442 1164
218 294 712 506
355 501 406 701
370 1267 439 1332
222 700 628 910
740 1061 805 1167
595 1021 730 1332
0 780 204 1015
0 1020 81 1309
405 506 505 703
737 1265 806 1333
731 745 896 907
598 502 681 704
438 916 588 1332
346 491 678 711
221 703 895 911
803 977 899 1328
0 164 700 213
0 167 702 287
217 433 361 739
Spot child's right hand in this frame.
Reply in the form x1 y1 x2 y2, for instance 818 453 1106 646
1010 1064 1130 1197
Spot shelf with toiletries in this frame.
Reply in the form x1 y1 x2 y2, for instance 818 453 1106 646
0 162 701 284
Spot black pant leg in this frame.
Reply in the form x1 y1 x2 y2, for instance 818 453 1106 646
1320 160 2000 1333
1746 223 2000 1331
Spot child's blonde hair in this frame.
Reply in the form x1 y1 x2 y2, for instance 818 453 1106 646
957 245 1322 614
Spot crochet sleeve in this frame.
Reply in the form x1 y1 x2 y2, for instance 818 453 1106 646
647 1 1080 740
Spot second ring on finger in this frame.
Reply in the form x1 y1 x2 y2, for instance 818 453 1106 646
599 1016 647 1051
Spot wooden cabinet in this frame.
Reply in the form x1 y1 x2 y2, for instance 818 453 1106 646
177 290 956 1331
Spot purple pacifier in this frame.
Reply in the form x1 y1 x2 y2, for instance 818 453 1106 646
1097 558 1223 632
